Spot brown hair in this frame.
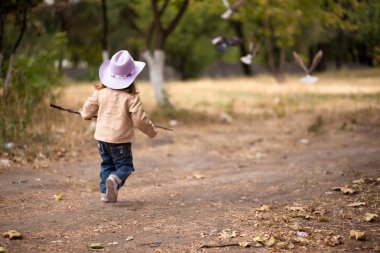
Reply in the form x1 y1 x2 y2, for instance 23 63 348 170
96 83 138 95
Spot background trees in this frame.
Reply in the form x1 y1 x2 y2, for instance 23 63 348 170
0 0 378 141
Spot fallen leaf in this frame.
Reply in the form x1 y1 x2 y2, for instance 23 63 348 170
252 235 265 245
0 246 8 253
364 213 378 222
257 205 272 212
318 216 329 222
286 206 305 212
347 202 366 207
54 193 64 201
353 178 365 184
340 186 355 194
3 230 22 239
239 241 250 248
264 236 276 247
374 245 380 252
276 241 295 250
86 243 104 249
292 237 316 247
349 230 365 240
219 230 230 239
192 173 205 180
288 223 303 231
219 230 237 239
323 235 343 246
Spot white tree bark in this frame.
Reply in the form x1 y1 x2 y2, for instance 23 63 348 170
142 50 167 105
3 53 15 97
102 50 109 62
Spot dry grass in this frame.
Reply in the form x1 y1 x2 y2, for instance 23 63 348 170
3 67 379 163
59 68 380 119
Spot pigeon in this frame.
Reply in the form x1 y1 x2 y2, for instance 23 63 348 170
293 50 323 84
221 0 246 20
212 36 242 53
240 32 260 65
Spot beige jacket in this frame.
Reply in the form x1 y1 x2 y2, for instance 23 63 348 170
79 88 158 143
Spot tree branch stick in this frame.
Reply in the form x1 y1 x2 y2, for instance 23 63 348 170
49 103 173 131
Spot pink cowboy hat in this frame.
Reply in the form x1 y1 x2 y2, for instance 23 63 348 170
99 50 145 89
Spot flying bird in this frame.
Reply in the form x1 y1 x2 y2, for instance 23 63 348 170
293 50 323 84
240 32 260 65
221 0 246 20
212 36 242 53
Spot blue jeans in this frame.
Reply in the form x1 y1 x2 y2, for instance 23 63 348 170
97 141 134 193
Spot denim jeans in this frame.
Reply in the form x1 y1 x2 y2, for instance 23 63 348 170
97 141 134 193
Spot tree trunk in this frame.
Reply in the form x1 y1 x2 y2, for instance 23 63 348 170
142 50 172 108
335 28 344 69
3 53 14 97
265 36 275 74
3 7 27 98
101 0 109 61
0 15 4 77
277 47 286 83
230 21 251 76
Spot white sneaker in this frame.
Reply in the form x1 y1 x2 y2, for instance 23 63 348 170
106 176 118 203
100 193 108 203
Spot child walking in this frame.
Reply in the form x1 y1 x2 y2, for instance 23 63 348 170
79 50 158 203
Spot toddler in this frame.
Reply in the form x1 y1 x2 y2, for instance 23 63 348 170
80 50 158 203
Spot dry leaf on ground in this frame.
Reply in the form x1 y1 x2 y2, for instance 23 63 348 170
252 235 265 245
192 173 206 180
54 193 64 201
3 230 22 240
364 213 378 222
286 206 305 212
340 186 356 194
0 246 8 253
263 236 276 246
292 237 316 247
374 245 380 252
323 235 343 246
353 178 365 184
219 230 238 239
257 204 272 212
276 241 295 250
239 241 250 248
349 230 365 240
86 243 104 249
347 202 366 207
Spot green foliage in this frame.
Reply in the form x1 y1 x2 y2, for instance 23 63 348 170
349 0 380 65
0 32 65 143
166 1 227 79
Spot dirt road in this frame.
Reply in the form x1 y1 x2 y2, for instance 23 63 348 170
1 112 379 252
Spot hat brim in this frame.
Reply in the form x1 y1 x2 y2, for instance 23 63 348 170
99 60 145 89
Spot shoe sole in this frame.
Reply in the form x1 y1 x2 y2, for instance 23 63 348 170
106 179 117 203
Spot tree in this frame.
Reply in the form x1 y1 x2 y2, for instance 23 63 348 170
101 0 109 61
142 0 189 108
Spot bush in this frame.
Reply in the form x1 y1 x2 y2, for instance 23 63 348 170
0 33 66 145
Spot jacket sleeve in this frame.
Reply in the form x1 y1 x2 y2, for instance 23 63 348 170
129 94 158 138
79 90 99 120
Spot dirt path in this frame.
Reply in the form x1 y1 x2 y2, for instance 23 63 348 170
1 113 379 252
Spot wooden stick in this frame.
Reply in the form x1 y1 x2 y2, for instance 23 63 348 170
49 103 174 131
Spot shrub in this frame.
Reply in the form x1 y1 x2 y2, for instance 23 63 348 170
0 33 66 145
